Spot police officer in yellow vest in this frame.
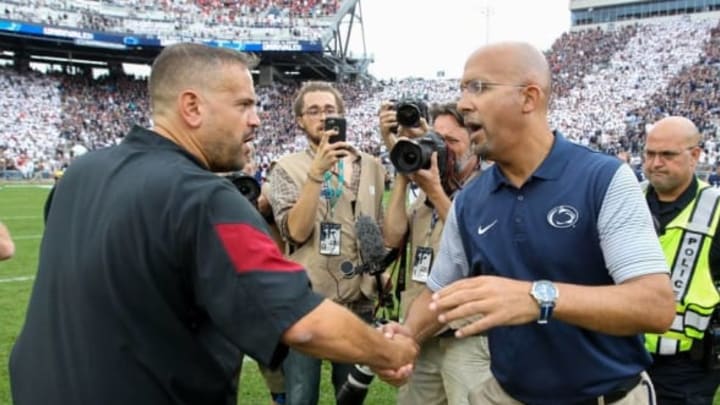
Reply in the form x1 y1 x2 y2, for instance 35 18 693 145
643 116 720 404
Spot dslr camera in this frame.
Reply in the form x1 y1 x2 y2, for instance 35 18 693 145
390 99 430 133
224 172 261 205
390 130 448 179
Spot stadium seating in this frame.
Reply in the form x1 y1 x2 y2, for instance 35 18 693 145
0 0 338 41
3 13 720 179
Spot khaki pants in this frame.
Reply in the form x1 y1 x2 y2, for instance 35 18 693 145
468 371 656 405
398 334 491 405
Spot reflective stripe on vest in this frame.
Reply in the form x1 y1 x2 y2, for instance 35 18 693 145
644 182 720 355
670 187 718 302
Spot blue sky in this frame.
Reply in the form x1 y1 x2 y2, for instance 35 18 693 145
350 0 572 79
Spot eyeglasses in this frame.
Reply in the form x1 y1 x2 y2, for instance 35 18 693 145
642 146 697 161
301 107 337 118
460 79 526 95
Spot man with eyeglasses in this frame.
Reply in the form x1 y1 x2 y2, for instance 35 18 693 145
267 81 387 405
381 102 490 405
379 42 675 404
642 116 720 405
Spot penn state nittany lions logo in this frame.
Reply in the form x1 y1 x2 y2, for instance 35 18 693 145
547 205 579 228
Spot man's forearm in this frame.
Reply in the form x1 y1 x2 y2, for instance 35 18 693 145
286 178 323 244
554 273 675 335
403 288 444 343
381 133 398 152
383 176 409 248
283 300 410 369
0 222 14 260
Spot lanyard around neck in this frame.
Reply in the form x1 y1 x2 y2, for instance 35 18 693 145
323 159 345 212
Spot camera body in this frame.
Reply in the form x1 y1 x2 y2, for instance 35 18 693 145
390 99 430 133
390 130 448 179
224 172 261 204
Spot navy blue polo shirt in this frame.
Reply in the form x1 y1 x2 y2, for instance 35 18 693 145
453 132 651 403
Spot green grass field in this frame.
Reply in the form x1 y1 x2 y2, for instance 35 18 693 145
3 184 720 405
0 185 397 405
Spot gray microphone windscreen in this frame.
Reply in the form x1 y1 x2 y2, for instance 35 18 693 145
354 215 386 265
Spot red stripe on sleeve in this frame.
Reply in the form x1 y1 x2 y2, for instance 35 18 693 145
215 223 305 274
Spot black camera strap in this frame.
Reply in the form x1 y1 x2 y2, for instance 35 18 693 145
394 235 409 303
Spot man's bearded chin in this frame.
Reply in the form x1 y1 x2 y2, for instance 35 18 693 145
455 149 475 172
473 143 490 161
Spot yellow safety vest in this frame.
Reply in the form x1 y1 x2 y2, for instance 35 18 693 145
644 181 720 355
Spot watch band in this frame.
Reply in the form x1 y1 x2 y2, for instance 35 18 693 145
538 303 554 325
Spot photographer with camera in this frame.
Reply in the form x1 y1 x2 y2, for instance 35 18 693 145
642 116 720 404
268 81 387 405
382 102 490 405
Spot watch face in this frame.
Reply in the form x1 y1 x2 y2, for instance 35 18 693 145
533 281 557 301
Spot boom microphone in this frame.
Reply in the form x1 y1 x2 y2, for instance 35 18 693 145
354 215 386 276
336 216 388 405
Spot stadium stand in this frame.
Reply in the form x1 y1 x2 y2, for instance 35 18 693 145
3 11 720 180
549 15 717 149
0 0 338 41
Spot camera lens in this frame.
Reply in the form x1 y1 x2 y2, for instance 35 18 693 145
390 140 424 173
230 175 261 202
396 103 420 127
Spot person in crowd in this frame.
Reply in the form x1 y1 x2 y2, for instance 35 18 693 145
382 102 490 405
707 164 720 188
9 43 417 405
268 81 387 405
380 41 675 405
617 149 644 181
642 116 720 404
0 220 15 260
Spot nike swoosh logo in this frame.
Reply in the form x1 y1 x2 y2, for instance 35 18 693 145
478 220 497 235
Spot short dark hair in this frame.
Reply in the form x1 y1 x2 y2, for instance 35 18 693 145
430 102 464 127
149 43 258 115
292 81 346 117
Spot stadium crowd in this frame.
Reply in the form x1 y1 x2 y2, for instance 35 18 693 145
2 14 720 180
4 6 720 405
1 0 338 41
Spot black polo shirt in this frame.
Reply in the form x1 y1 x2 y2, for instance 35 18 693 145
10 126 323 405
646 177 720 279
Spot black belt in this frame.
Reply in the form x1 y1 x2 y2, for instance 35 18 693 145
574 374 642 405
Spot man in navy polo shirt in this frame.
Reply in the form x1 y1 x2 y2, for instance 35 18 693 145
383 42 676 404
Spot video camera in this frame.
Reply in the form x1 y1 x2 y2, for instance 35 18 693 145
336 320 389 405
224 172 261 205
389 99 430 133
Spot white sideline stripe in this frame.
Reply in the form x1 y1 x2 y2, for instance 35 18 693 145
3 215 42 220
14 234 42 240
0 275 35 283
0 185 53 189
